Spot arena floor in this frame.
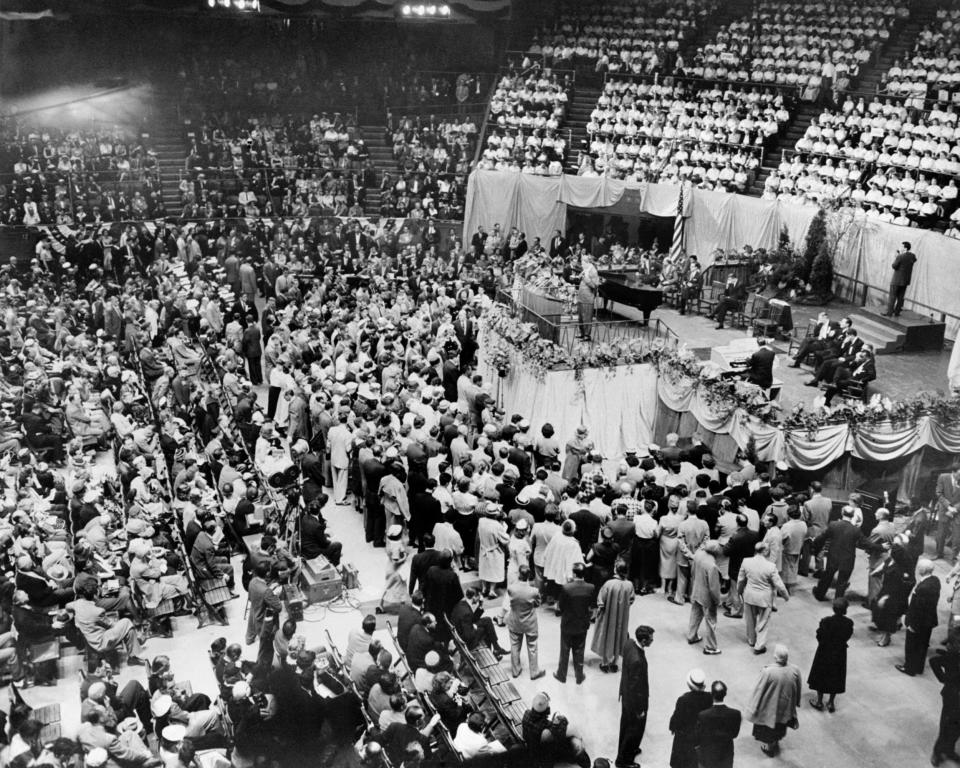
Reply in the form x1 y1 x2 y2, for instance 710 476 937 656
17 480 953 768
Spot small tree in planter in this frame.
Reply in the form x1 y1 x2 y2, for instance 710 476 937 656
801 208 827 283
809 239 834 301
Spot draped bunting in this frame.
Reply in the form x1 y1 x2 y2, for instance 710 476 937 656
464 170 959 339
476 326 658 457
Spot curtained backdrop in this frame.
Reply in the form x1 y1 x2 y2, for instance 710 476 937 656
464 170 960 338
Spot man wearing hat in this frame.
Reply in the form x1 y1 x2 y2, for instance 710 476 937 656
668 668 713 768
616 625 654 768
520 691 590 768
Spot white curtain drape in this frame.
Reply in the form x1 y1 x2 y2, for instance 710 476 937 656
464 170 959 339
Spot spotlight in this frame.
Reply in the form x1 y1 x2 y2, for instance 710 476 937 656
401 4 411 13
427 4 436 14
207 0 215 6
413 4 425 14
439 4 450 13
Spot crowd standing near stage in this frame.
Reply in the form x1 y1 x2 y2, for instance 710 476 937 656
0 206 950 768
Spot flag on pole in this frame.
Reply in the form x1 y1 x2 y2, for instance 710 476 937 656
669 183 686 261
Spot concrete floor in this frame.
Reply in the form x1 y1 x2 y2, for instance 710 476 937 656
19 492 954 768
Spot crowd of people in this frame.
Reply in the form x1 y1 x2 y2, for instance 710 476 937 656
880 6 960 107
524 0 715 75
577 78 790 186
1 122 164 226
696 0 901 100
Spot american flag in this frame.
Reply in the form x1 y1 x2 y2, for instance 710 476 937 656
669 183 687 261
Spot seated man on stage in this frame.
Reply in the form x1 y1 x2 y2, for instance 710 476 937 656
677 256 703 315
788 311 840 368
823 348 876 405
805 327 864 387
710 274 748 329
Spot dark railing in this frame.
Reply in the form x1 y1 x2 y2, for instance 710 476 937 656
833 273 960 329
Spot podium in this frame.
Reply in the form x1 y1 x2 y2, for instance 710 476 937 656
299 555 343 605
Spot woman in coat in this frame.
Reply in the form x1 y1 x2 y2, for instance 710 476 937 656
658 507 681 600
808 597 854 712
477 504 509 599
872 539 915 647
590 561 635 673
561 426 591 481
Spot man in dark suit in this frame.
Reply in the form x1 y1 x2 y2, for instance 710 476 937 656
812 507 865 601
395 593 423 656
421 550 463 623
240 317 263 385
453 307 480 368
405 613 447 672
677 256 703 315
744 337 775 389
696 680 742 768
667 669 713 768
231 295 258 325
616 625 654 768
807 327 863 386
823 348 876 405
549 229 568 259
470 226 487 258
884 241 917 317
898 558 941 676
722 515 759 618
748 474 773 517
711 275 748 329
408 535 443 596
553 563 595 685
449 587 506 655
299 503 342 565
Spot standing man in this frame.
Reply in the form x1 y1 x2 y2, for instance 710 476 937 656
738 542 790 654
745 645 802 757
553 563 594 685
616 625 654 768
883 241 917 317
245 561 282 671
687 541 723 655
930 629 960 766
577 253 600 341
327 414 354 506
812 507 864 601
667 668 712 768
239 259 258 305
505 565 545 681
897 558 941 676
801 481 832 576
935 467 960 561
696 680 742 768
241 315 263 386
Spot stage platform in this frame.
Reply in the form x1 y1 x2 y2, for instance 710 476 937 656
850 307 946 353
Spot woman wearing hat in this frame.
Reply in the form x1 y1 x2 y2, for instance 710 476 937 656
379 525 411 615
562 426 592 482
477 503 510 600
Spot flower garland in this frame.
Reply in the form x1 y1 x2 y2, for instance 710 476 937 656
484 303 960 433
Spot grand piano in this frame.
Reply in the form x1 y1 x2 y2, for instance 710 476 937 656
598 270 663 326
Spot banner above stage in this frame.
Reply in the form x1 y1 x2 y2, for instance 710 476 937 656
463 170 960 339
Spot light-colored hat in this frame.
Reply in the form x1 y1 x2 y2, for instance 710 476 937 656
424 651 440 669
85 748 109 767
387 524 403 539
686 668 706 691
151 694 173 717
161 724 187 742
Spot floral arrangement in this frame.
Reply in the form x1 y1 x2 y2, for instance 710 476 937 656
783 390 960 436
527 272 577 305
484 302 960 433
